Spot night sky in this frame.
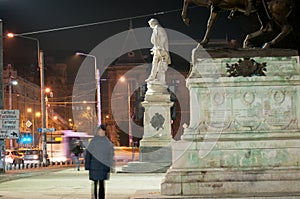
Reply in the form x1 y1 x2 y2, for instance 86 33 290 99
0 0 255 56
0 0 299 81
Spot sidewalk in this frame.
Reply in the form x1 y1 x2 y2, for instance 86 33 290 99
0 164 166 199
2 166 300 199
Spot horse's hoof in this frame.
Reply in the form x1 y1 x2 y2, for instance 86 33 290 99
183 18 191 26
243 41 252 48
262 43 271 49
200 40 208 47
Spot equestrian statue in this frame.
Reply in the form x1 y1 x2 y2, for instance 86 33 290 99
182 0 295 48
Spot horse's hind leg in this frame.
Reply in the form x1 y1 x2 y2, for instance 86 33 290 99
200 7 219 46
182 0 192 26
262 24 293 48
243 17 272 48
243 29 264 48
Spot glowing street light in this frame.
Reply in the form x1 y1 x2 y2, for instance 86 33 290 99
7 32 48 165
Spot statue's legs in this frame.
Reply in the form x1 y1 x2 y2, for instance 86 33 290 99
145 59 159 82
146 49 170 82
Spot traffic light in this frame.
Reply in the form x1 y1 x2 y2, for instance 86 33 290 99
20 133 32 144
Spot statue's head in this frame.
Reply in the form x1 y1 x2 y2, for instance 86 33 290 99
148 18 159 28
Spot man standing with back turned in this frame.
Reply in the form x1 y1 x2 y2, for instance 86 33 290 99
85 124 114 199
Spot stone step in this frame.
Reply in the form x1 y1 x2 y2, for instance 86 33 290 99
120 161 170 173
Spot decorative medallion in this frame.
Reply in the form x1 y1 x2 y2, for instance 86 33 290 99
273 90 285 104
150 112 165 131
243 91 255 105
213 92 225 105
226 58 267 77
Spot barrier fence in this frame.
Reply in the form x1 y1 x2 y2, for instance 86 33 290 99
4 159 85 171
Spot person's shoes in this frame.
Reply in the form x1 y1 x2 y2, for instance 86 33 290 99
77 168 80 171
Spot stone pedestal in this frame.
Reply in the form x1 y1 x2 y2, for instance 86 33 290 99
161 47 300 197
122 81 173 173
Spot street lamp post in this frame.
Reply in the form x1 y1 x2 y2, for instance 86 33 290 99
120 76 133 147
76 52 102 126
7 33 40 64
7 33 48 165
127 82 133 147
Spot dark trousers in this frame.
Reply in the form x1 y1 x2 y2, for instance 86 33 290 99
93 180 105 199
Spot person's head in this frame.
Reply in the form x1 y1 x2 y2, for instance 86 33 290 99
148 18 159 29
96 124 106 136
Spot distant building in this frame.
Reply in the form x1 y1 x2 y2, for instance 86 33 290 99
3 64 68 149
44 58 72 130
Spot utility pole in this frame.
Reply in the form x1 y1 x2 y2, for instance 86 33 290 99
0 19 5 173
128 82 133 147
0 20 3 110
75 52 102 125
39 51 47 166
8 64 13 149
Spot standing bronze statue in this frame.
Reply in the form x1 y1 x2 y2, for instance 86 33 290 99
182 0 295 48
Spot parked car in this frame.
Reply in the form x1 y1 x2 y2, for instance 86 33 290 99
5 149 24 165
24 149 49 166
17 148 31 156
0 150 4 169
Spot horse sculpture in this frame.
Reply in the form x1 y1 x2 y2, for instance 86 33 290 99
182 0 295 48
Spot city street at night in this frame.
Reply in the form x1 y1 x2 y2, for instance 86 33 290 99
1 1 300 199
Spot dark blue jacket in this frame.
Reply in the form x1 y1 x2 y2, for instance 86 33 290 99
85 135 114 181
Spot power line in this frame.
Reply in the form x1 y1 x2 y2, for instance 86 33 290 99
17 7 198 36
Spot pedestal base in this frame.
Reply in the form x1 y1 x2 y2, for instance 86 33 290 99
161 167 300 196
161 130 300 196
131 190 300 199
122 82 173 173
121 145 172 173
159 48 300 197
